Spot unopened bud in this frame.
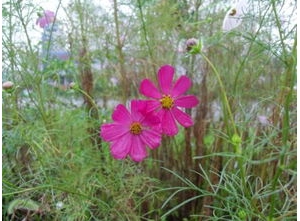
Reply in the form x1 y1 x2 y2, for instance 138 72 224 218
69 82 78 89
237 209 247 219
232 134 242 145
186 38 198 52
2 81 14 91
186 38 202 55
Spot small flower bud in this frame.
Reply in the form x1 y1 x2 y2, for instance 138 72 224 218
237 209 247 219
231 133 242 145
69 82 78 90
2 81 15 93
186 38 198 52
186 38 202 55
2 81 14 90
231 134 242 154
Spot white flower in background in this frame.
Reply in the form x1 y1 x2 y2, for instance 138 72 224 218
222 0 248 31
56 201 64 210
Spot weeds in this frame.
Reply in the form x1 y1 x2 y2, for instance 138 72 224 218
2 0 296 220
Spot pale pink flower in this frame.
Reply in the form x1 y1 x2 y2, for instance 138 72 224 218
139 65 199 136
257 115 270 126
36 10 55 28
100 100 162 162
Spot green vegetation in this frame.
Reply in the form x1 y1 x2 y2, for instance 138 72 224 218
2 0 296 220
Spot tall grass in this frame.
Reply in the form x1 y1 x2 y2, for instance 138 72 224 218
2 0 296 220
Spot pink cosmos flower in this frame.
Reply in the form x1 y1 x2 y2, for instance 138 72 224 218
100 100 162 162
36 10 55 28
139 65 199 136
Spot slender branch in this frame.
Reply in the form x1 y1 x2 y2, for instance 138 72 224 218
113 0 129 102
136 0 156 74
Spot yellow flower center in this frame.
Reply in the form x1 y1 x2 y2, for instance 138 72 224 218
160 95 174 109
130 122 142 135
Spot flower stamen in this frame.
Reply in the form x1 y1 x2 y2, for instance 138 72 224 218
130 122 142 135
160 95 174 109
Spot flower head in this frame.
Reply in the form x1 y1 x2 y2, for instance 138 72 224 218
139 65 199 136
36 10 55 28
222 0 248 31
100 100 162 162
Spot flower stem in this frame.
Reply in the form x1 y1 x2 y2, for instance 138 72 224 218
268 1 297 218
136 0 156 74
76 88 99 111
200 52 252 204
200 53 237 136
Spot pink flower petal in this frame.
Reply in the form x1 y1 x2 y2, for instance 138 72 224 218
139 79 161 99
171 76 192 97
144 100 161 113
112 104 132 124
38 18 47 28
100 123 129 142
129 135 147 162
175 95 199 108
140 129 162 149
158 65 174 94
172 107 194 127
110 134 132 159
160 109 178 136
44 10 55 17
141 109 161 127
36 10 55 28
130 100 149 121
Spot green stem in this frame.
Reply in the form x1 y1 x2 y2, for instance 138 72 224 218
233 3 271 94
136 0 156 74
200 53 236 136
270 0 288 62
14 2 49 125
200 52 254 205
113 0 129 102
44 0 62 62
268 24 297 221
76 88 99 112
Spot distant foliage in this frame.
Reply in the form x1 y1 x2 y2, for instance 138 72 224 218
2 0 296 220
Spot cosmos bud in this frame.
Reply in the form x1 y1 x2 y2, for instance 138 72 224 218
2 81 14 92
69 82 78 89
186 38 198 52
